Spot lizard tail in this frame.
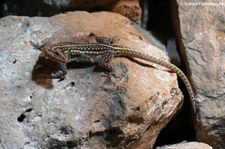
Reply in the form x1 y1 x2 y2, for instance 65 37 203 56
114 46 196 114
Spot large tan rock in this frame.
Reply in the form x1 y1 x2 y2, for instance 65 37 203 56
171 0 225 148
0 11 183 148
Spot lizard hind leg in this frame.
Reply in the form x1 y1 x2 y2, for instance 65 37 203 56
97 61 113 72
95 37 118 45
96 51 114 72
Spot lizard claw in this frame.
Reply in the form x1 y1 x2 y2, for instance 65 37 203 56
51 71 66 81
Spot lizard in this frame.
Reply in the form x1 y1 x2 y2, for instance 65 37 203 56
30 38 196 114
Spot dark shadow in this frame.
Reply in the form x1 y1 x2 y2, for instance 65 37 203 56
67 61 106 73
154 76 196 147
68 61 112 73
140 0 197 146
66 61 95 70
32 57 59 89
0 0 118 18
32 56 101 89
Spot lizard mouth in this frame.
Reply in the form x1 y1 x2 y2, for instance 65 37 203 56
46 55 68 63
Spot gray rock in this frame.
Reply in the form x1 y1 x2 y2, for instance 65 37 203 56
0 12 183 148
172 0 225 148
156 141 212 149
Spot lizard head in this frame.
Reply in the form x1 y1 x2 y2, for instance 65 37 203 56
30 41 69 63
42 45 69 63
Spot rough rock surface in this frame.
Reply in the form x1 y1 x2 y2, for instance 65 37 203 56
0 12 182 148
112 0 142 24
156 141 212 149
172 0 225 148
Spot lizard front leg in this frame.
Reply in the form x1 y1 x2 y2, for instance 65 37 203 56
51 63 67 80
51 55 95 80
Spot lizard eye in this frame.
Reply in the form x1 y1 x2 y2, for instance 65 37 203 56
53 50 60 56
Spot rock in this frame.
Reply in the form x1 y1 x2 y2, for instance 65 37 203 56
112 0 142 24
0 11 182 148
156 141 212 149
0 0 142 24
171 0 225 148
